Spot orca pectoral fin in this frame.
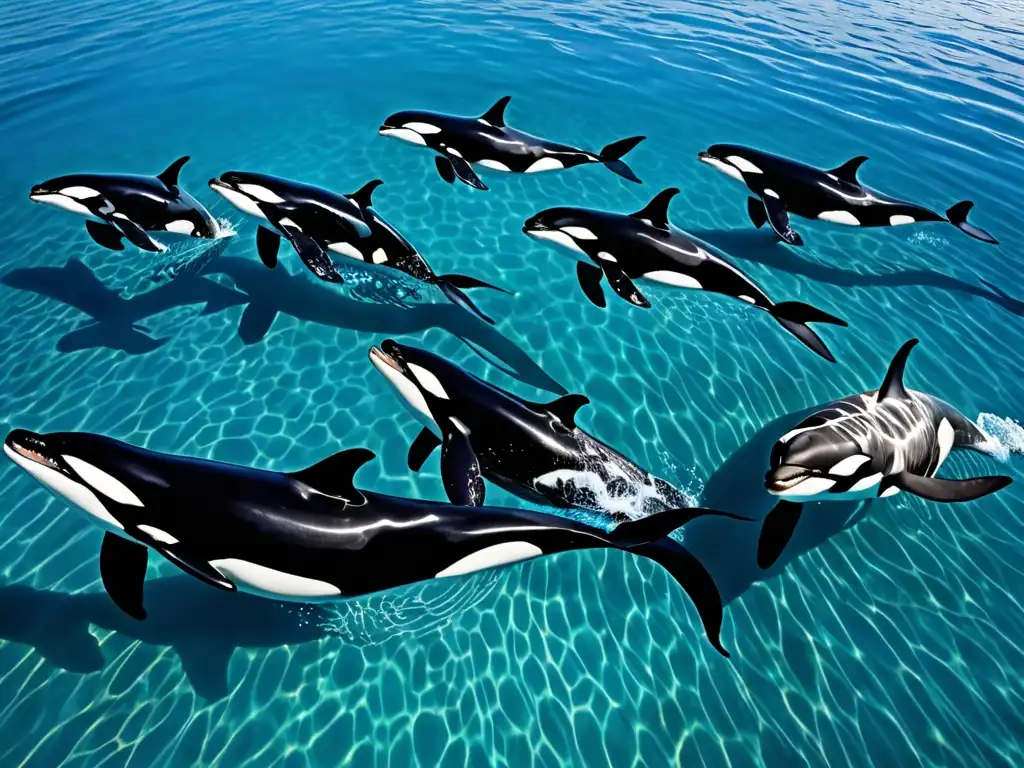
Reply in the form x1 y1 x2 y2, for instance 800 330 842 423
160 548 236 592
111 216 163 252
85 220 125 251
757 500 804 569
441 429 485 506
576 261 606 307
886 472 1012 502
292 233 344 284
238 303 279 344
100 532 149 620
601 262 650 308
256 226 280 269
408 428 441 471
761 197 803 246
435 156 457 184
746 197 767 229
446 155 488 190
608 506 753 547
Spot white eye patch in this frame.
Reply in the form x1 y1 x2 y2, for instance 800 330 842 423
408 363 449 400
237 184 286 204
561 226 597 240
829 455 870 476
60 186 101 200
62 455 143 506
403 122 442 134
726 156 763 174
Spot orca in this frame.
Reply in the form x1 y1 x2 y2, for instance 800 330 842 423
4 428 734 656
523 188 849 362
214 176 511 324
369 338 751 524
209 171 378 284
698 144 998 246
758 338 1013 569
30 156 220 253
379 96 645 190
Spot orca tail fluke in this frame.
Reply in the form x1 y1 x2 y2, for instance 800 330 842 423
628 538 729 657
946 201 999 245
600 136 646 184
607 506 753 547
769 301 848 363
435 273 514 295
602 506 748 658
437 280 496 325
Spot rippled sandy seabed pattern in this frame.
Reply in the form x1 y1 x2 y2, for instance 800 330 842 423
2 0 1024 765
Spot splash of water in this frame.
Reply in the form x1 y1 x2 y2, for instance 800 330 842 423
908 230 949 248
976 412 1024 462
140 217 239 287
533 465 698 526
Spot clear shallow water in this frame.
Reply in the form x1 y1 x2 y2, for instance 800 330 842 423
1 0 1024 765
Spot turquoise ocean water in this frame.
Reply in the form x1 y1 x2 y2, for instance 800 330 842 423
2 0 1024 765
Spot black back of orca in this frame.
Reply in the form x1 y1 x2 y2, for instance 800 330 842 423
4 430 734 656
369 340 705 517
523 189 848 362
698 144 998 245
379 96 645 189
30 157 219 252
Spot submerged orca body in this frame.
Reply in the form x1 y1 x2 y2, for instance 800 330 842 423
369 339 743 522
4 429 733 656
758 339 1013 568
379 96 645 190
524 188 848 362
698 145 998 246
30 157 220 252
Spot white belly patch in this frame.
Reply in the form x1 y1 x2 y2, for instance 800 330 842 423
435 542 542 578
210 558 341 599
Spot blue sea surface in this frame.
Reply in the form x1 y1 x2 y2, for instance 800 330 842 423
1 0 1023 765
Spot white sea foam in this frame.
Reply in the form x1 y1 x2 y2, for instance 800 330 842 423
976 413 1024 462
533 462 698 525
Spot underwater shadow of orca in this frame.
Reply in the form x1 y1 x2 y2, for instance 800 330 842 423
1 256 565 394
202 256 567 395
0 576 326 700
1 257 248 354
681 406 866 604
692 228 1024 318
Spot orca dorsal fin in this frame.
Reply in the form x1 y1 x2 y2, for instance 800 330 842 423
828 155 868 184
157 156 190 187
540 394 590 430
878 338 918 401
347 179 383 209
288 448 375 505
630 188 679 229
480 96 511 127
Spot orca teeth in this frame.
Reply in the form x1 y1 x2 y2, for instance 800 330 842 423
369 346 402 372
9 442 59 470
765 465 813 492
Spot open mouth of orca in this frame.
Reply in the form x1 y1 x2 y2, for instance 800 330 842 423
369 340 406 374
765 465 815 494
4 429 60 470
